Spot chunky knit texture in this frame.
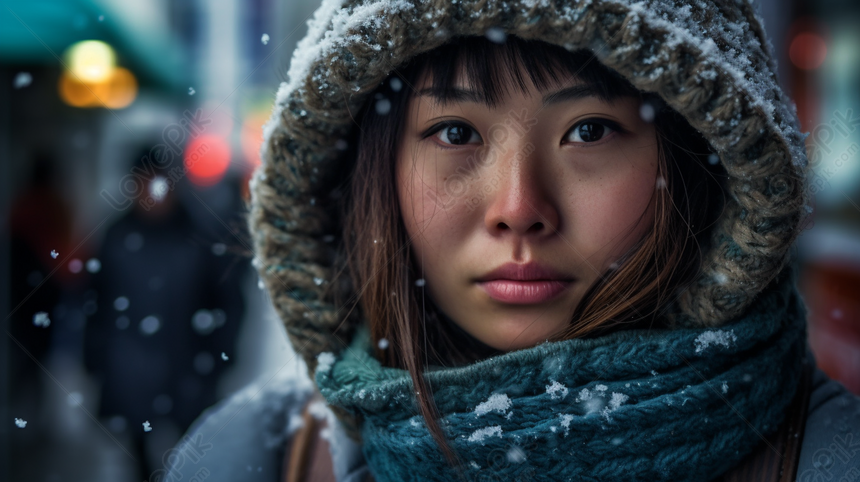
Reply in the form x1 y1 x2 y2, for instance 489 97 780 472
316 266 808 482
249 0 811 384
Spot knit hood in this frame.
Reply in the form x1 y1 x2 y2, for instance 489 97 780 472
249 0 810 378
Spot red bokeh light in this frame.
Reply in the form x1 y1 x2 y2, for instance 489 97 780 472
184 135 231 186
790 32 827 70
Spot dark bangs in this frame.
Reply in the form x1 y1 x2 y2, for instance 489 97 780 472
399 34 642 110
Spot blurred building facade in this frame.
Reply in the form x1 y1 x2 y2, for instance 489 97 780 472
1 0 317 480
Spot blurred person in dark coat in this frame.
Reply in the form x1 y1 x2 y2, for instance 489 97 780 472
9 153 72 380
8 152 74 475
83 146 245 480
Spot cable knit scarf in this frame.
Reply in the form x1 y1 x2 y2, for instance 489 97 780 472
315 268 808 482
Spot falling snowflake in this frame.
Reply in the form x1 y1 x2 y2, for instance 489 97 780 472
375 98 391 115
116 316 130 330
139 315 161 336
221 352 229 361
149 176 168 202
192 310 215 333
33 312 50 327
142 421 152 432
655 177 667 189
316 352 336 374
50 250 59 259
639 102 656 122
721 381 728 394
313 277 325 286
414 278 426 287
708 153 720 165
287 413 305 433
69 259 83 273
211 243 227 256
307 401 330 421
114 296 130 311
86 258 101 273
507 445 526 463
261 33 270 45
377 338 389 349
188 87 196 96
485 27 506 43
14 418 27 428
13 72 32 89
389 77 403 92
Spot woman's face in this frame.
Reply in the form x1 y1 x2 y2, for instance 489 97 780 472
395 65 659 351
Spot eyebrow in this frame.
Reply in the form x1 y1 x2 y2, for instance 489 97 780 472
414 83 609 108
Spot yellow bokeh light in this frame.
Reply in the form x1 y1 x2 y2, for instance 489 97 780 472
59 67 138 109
65 40 116 83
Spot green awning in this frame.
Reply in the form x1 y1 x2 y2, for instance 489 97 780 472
1 0 186 88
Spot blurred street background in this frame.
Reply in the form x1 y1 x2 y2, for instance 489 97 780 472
1 0 859 481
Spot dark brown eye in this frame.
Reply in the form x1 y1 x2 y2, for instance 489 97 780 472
436 123 481 146
566 121 615 143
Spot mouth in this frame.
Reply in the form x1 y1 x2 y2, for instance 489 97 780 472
475 262 574 304
476 279 573 304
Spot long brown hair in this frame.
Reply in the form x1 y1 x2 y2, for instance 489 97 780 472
334 35 727 471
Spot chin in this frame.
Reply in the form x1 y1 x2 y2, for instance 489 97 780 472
480 319 562 352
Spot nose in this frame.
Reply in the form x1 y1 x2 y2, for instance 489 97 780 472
483 147 560 239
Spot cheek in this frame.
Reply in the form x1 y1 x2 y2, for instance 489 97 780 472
397 157 441 243
395 155 472 269
566 149 658 258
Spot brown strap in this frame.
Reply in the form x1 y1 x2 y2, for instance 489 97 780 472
284 392 338 482
721 359 813 482
777 359 813 482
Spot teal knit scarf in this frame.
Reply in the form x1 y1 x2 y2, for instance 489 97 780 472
316 269 808 482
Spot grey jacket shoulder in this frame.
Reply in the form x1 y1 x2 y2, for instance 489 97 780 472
162 366 315 482
796 365 860 481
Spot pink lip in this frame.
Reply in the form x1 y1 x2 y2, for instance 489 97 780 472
478 280 572 304
474 262 574 304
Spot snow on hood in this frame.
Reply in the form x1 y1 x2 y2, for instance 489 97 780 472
249 0 810 376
